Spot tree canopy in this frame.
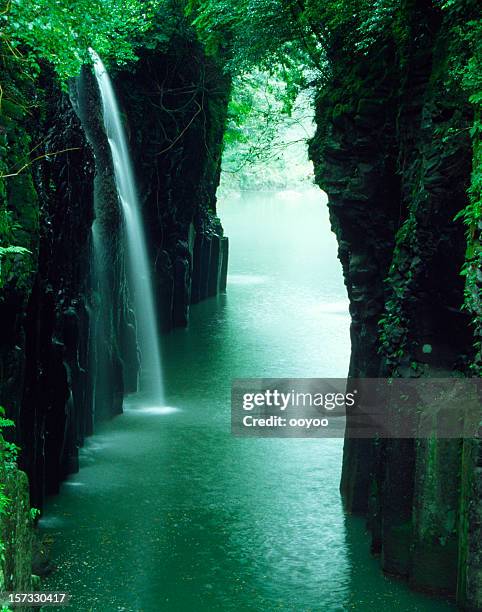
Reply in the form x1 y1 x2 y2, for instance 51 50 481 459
1 0 479 96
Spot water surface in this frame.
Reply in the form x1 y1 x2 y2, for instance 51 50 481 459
41 190 453 611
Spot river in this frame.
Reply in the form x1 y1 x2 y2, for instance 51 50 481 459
41 189 453 611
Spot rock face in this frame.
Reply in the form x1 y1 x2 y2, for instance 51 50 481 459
112 35 230 331
23 79 97 504
0 468 33 593
310 3 481 609
72 67 138 421
0 32 229 586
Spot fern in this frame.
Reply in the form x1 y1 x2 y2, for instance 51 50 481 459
0 246 31 256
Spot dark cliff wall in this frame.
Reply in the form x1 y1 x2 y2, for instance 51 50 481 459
23 84 96 504
114 35 230 331
0 34 230 528
0 62 37 590
0 63 97 509
310 3 480 609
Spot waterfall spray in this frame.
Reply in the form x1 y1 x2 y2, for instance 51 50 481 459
89 49 164 403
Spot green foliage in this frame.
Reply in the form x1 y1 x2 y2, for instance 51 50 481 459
224 72 296 159
0 208 32 293
457 131 481 374
0 246 31 292
0 0 196 84
0 93 36 296
221 71 314 190
442 1 482 374
188 2 319 187
190 0 300 65
29 508 40 521
1 0 155 81
0 407 18 519
188 0 330 77
0 406 21 576
187 0 419 75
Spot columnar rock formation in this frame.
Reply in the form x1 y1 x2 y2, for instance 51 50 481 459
310 3 481 609
0 33 229 550
113 36 230 330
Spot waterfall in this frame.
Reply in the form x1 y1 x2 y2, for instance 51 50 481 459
90 49 164 403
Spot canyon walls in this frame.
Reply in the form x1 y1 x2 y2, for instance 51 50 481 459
0 30 229 588
310 2 481 609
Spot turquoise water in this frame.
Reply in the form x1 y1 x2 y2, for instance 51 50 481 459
41 190 453 611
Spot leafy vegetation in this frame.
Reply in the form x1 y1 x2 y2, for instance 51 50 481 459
0 406 19 570
0 408 17 518
0 212 31 293
445 3 482 374
461 118 482 374
0 111 35 296
1 0 154 80
220 72 315 191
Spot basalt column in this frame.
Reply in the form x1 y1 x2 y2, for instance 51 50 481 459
1 69 109 507
73 68 139 413
310 2 480 608
310 37 402 515
113 36 231 331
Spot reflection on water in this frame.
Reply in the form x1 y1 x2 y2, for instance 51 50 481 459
41 190 453 611
123 405 181 416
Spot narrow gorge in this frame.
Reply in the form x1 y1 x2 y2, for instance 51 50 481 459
0 1 480 611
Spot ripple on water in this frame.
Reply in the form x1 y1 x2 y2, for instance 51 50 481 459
227 274 268 286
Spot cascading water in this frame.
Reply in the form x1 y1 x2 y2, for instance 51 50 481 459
90 49 164 403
